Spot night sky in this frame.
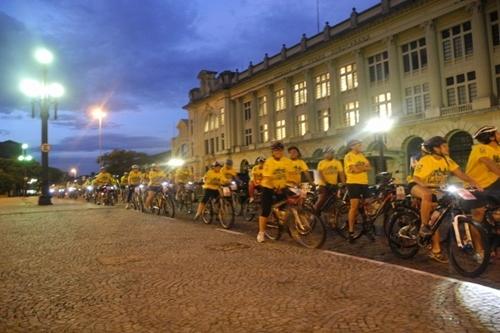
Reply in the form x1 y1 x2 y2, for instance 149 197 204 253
0 0 378 174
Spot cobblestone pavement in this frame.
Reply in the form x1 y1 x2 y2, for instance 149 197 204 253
1 197 499 332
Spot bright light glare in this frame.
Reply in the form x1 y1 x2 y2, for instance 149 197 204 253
34 48 54 64
167 158 185 167
48 83 65 98
18 155 25 161
21 143 29 149
445 185 458 193
70 168 77 175
92 107 106 120
19 79 42 98
25 155 33 161
366 116 395 133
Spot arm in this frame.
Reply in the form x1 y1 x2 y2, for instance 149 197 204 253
412 175 429 188
339 171 346 184
451 168 483 190
479 157 500 177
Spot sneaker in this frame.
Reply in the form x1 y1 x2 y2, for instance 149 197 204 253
249 197 254 204
125 204 130 209
419 225 432 237
257 232 265 243
428 251 448 264
193 213 200 221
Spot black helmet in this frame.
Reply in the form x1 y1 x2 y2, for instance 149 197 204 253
271 141 285 150
423 136 447 153
212 161 223 168
225 159 233 166
473 126 497 144
347 139 362 149
287 146 301 156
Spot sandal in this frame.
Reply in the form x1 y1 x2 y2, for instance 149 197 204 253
428 251 448 264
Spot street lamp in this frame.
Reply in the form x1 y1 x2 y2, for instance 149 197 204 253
70 168 77 178
18 143 33 196
167 158 185 168
366 116 395 172
19 47 64 205
91 107 106 166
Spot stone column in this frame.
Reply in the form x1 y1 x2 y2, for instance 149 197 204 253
355 49 370 122
251 91 259 145
471 0 493 108
285 77 296 138
387 35 402 117
305 69 317 133
327 59 342 129
233 98 243 147
223 96 232 150
424 20 442 118
267 84 276 141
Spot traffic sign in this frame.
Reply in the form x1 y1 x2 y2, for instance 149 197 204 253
41 144 51 153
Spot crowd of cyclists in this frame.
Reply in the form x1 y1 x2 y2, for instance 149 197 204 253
55 125 500 278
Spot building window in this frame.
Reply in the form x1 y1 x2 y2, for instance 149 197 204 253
244 128 253 146
216 137 219 152
317 109 331 132
442 21 473 62
258 96 267 117
204 113 219 132
276 120 286 140
490 11 500 46
220 108 225 126
275 89 286 111
374 92 392 117
259 123 269 143
405 83 430 115
340 64 358 92
243 102 251 121
446 71 477 106
402 38 427 73
315 73 330 99
204 139 209 155
293 81 307 106
221 133 225 150
204 120 209 133
210 138 215 154
496 65 500 100
297 114 308 136
368 51 389 83
344 101 359 127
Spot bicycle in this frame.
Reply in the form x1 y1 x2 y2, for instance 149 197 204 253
202 185 235 229
132 184 146 212
150 184 176 218
176 182 195 215
264 187 326 249
387 185 491 277
242 188 262 222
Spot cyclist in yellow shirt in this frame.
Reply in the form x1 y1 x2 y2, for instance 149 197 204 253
287 146 313 186
175 165 192 200
344 139 372 243
410 136 481 263
221 160 238 182
314 147 346 213
257 142 293 243
194 161 228 220
144 163 167 210
93 167 116 186
249 157 265 203
125 165 142 209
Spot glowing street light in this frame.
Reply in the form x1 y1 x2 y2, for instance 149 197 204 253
167 158 185 168
21 143 29 150
366 116 395 172
70 168 78 178
91 107 107 166
34 48 54 65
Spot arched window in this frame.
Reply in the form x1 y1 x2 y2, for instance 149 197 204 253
449 131 472 169
240 159 250 173
406 136 424 175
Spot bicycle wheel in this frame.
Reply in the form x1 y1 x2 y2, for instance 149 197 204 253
290 207 326 249
243 199 257 222
232 193 242 216
219 198 235 229
202 201 213 224
334 201 363 240
387 208 420 259
265 215 282 241
448 217 491 278
162 196 176 218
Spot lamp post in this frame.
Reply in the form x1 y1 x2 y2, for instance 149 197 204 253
91 107 106 166
366 116 395 173
18 143 33 196
19 47 64 205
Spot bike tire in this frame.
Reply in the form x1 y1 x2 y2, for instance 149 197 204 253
387 208 420 259
219 199 235 229
265 217 282 241
334 201 363 240
448 217 491 278
290 207 326 249
162 196 176 218
202 201 213 224
243 199 257 222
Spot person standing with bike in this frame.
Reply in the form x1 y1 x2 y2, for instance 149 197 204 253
287 146 313 186
344 139 372 243
257 142 293 243
409 136 482 263
314 147 346 214
144 163 167 211
194 161 227 220
248 157 265 203
174 165 192 201
126 165 142 209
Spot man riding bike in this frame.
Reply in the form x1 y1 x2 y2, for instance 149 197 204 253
174 165 192 201
249 156 265 203
344 139 372 243
409 136 482 263
194 161 228 220
287 146 313 186
314 147 346 214
125 165 142 209
93 167 116 187
257 141 293 243
144 163 167 211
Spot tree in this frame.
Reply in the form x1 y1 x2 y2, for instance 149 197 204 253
98 149 152 176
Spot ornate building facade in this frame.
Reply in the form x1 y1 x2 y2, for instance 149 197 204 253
174 0 500 181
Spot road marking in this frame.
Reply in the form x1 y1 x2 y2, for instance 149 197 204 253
216 228 244 235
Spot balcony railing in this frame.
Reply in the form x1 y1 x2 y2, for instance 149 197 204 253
440 103 472 116
401 112 424 122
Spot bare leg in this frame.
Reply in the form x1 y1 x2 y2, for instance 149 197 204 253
348 199 359 233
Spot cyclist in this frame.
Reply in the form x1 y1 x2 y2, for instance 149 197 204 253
221 159 238 182
144 163 167 210
93 167 115 187
174 165 192 201
314 147 346 214
410 136 481 263
257 141 293 243
120 172 129 187
194 161 228 220
126 165 142 209
249 156 265 203
287 146 313 186
344 139 372 243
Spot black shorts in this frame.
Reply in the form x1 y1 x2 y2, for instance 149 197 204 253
464 178 500 210
202 189 219 204
346 184 369 199
260 187 287 218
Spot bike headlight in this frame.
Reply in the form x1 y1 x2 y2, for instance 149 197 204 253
49 188 55 194
162 182 168 187
58 189 64 193
445 185 458 193
139 184 144 189
68 187 75 192
87 186 93 191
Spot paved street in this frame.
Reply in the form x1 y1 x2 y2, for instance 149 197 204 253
0 197 499 332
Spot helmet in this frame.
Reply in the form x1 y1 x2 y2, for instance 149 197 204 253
225 159 233 166
473 126 497 144
256 156 266 163
131 164 139 169
271 141 285 150
212 161 223 167
287 146 301 156
422 136 447 154
420 143 431 155
323 146 335 154
347 139 362 149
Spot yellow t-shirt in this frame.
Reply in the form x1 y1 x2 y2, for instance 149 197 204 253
128 170 143 185
120 175 128 185
221 166 237 181
261 157 293 190
344 152 369 185
288 159 309 185
466 144 500 188
148 170 166 186
413 155 459 187
175 168 192 183
93 172 114 185
250 165 264 185
203 170 227 190
317 159 344 186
